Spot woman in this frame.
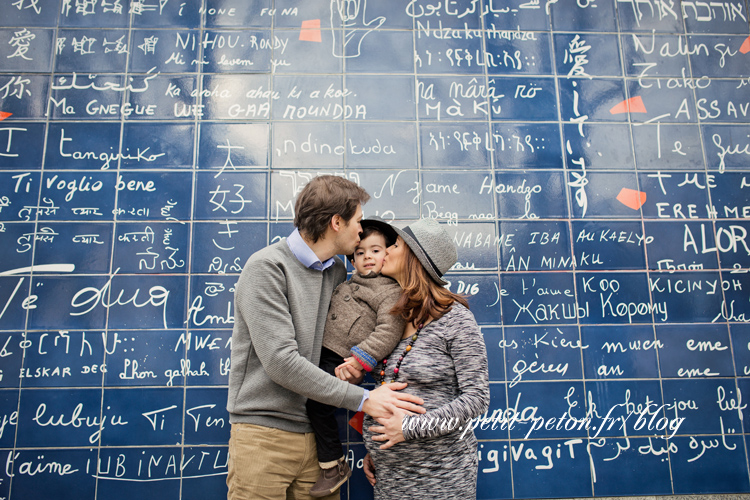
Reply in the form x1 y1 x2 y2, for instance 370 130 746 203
359 218 490 500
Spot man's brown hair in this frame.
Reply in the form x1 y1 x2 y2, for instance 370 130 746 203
294 175 370 242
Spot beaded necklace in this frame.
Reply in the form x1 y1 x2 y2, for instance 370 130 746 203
378 323 423 385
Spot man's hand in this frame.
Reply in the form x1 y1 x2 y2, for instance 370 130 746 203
334 357 365 384
362 382 424 419
363 453 376 486
369 403 407 449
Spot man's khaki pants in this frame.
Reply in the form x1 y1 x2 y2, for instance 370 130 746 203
227 423 340 500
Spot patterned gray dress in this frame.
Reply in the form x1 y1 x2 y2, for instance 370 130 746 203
363 304 490 500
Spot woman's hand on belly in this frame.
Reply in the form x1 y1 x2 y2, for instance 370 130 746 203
368 403 408 449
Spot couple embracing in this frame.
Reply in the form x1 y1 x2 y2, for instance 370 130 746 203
226 175 490 500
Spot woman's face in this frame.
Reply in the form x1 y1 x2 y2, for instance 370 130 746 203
381 236 407 283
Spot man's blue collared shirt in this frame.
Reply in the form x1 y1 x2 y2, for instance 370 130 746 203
286 228 335 271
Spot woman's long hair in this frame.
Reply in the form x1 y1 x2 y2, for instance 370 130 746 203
391 243 468 327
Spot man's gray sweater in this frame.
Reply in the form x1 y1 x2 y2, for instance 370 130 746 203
227 239 366 433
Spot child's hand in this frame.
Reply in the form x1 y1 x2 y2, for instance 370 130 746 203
335 357 365 384
343 357 365 373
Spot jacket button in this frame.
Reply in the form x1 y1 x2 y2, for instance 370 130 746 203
354 285 360 291
344 295 351 301
331 313 337 320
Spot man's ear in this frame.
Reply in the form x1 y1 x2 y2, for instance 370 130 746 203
330 214 343 233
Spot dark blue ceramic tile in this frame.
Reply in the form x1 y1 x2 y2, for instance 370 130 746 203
445 273 501 325
572 221 647 270
568 171 641 219
186 328 232 386
494 171 568 219
184 388 231 444
505 326 583 386
191 221 266 274
130 30 200 73
446 222 498 271
95 448 182 498
558 78 628 123
21 330 106 388
187 275 237 330
201 74 272 120
621 34 691 77
617 0 685 32
683 3 750 34
9 448 97 500
719 272 750 323
415 33 485 74
115 171 192 221
344 30 415 73
0 388 18 446
348 169 420 220
198 122 268 169
638 171 711 219
577 272 656 324
33 222 113 274
131 0 202 27
271 122 345 168
48 74 124 120
59 1 128 27
344 443 374 500
45 122 122 169
2 1 59 27
586 379 665 438
0 277 30 330
550 0 616 31
554 33 621 78
0 222 34 271
662 379 743 435
0 175 41 225
492 123 563 170
649 270 723 323
482 1 551 30
564 123 635 170
347 122 417 168
193 171 267 220
689 35 750 77
104 275 187 329
125 75 199 120
55 30 129 72
703 125 750 171
181 446 230 500
416 75 499 121
421 122 494 168
626 79 699 124
203 0 272 27
490 76 557 121
0 334 23 388
633 123 704 170
511 436 593 498
709 172 750 219
38 171 118 221
0 28 54 72
201 30 273 73
656 324 733 379
588 436 673 496
485 32 553 75
671 435 750 494
420 170 494 221
474 382 509 441
272 29 344 74
731 324 750 377
644 221 719 271
581 325 660 379
0 74 49 118
477 439 514 499
483 327 507 382
101 388 183 445
27 275 108 329
0 122 45 169
499 220 572 271
121 122 195 169
273 75 344 120
501 272 577 326
104 330 184 387
16 388 102 446
346 75 416 120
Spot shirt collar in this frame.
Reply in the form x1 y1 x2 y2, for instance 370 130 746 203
287 228 335 271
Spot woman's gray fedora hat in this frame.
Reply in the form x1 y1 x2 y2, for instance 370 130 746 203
392 218 457 286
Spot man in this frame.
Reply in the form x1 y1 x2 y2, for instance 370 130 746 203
226 175 423 500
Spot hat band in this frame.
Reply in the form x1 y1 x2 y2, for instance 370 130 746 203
402 226 444 278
